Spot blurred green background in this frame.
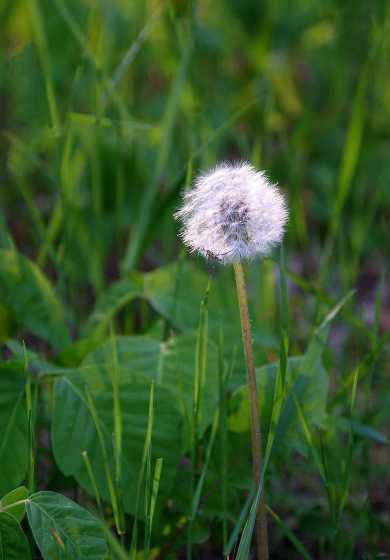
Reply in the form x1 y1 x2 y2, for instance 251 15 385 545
1 0 389 287
0 0 389 557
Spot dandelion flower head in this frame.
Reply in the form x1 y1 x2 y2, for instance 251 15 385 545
175 161 288 264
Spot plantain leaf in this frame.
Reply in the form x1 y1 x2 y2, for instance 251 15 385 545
0 250 69 349
80 262 275 377
80 333 220 435
0 511 31 560
51 333 219 514
0 486 29 522
80 336 162 391
0 365 29 496
51 375 182 516
143 261 276 373
26 491 107 559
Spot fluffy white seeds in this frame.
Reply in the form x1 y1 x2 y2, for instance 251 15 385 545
175 161 288 264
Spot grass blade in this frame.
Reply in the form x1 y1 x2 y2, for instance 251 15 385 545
267 506 313 560
130 382 155 559
122 28 192 270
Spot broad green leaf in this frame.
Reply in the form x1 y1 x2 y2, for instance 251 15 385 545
80 262 275 375
51 375 182 516
143 262 208 331
228 353 328 451
51 333 219 514
0 486 29 522
0 250 69 349
5 340 67 376
0 366 28 496
80 336 162 391
81 333 219 434
143 262 276 370
143 262 242 342
26 491 107 559
83 263 204 337
0 511 31 560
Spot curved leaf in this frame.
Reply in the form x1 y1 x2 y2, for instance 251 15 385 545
81 333 219 433
0 250 69 349
82 275 142 337
51 333 219 514
80 336 162 391
143 262 276 369
0 512 31 560
51 375 182 516
0 486 29 522
26 491 107 559
0 366 28 496
228 354 329 451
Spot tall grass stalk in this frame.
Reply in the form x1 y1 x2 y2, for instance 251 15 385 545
109 326 123 510
130 382 155 559
233 261 268 560
144 457 163 559
82 450 103 517
29 0 60 132
266 506 312 560
24 344 36 493
123 22 192 271
188 280 210 559
85 387 122 534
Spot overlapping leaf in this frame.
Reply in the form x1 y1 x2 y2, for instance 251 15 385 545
26 491 107 559
51 333 220 512
52 375 181 516
0 486 29 523
0 250 69 349
229 329 330 451
0 366 29 496
84 262 276 366
0 511 31 560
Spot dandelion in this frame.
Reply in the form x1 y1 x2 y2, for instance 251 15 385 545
175 161 288 264
175 161 288 560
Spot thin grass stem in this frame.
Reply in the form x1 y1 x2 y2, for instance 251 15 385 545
233 261 268 560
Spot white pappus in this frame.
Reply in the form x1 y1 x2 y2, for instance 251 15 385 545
175 161 288 264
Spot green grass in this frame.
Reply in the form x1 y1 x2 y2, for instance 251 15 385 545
0 1 389 558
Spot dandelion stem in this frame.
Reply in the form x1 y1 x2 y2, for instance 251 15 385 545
233 261 268 560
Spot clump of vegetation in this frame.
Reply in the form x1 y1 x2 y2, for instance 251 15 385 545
0 1 388 559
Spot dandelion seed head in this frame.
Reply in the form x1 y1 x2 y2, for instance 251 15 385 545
175 161 288 263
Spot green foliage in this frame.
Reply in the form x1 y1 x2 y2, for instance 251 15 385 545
0 365 29 497
0 0 389 557
51 332 220 514
228 355 328 451
52 375 181 517
0 250 69 349
0 511 31 560
143 262 276 370
26 491 107 559
0 486 29 523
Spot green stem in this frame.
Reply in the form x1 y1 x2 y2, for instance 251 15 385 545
233 261 268 560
